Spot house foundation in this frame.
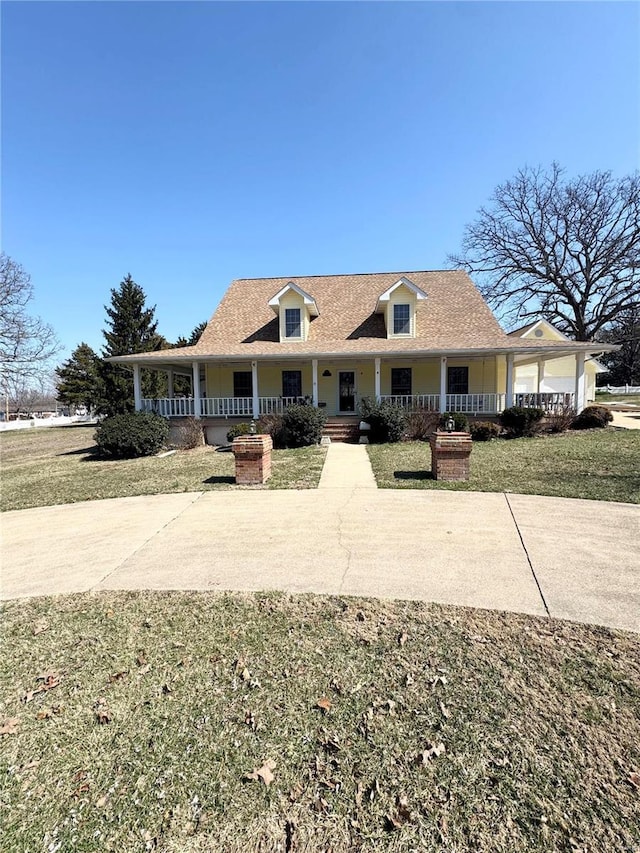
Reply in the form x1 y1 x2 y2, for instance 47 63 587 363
429 431 473 481
232 434 273 485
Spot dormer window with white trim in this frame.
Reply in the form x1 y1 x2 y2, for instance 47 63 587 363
375 276 427 339
268 281 319 343
393 303 411 335
285 307 302 339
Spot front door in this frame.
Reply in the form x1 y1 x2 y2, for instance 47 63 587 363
338 371 356 413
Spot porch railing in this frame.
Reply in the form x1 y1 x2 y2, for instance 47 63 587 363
379 394 440 411
141 392 575 418
514 392 574 413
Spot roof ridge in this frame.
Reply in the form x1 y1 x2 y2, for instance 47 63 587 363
231 269 464 282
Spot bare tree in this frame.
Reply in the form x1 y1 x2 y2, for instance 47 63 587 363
449 164 640 340
0 253 60 394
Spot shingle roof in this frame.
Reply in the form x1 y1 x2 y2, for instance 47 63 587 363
196 270 508 356
109 270 618 363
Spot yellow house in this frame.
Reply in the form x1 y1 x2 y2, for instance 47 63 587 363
509 319 606 404
110 270 617 443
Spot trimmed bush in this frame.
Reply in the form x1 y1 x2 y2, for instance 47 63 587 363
499 406 544 437
257 414 287 449
470 420 501 441
439 412 469 432
404 408 440 441
94 411 169 459
226 422 252 443
571 405 613 430
360 399 406 443
282 403 327 447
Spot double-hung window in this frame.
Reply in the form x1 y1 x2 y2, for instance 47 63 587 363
391 368 412 396
233 371 253 398
285 308 302 338
393 303 411 335
282 370 302 399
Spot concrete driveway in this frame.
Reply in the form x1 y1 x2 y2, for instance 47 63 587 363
2 488 638 633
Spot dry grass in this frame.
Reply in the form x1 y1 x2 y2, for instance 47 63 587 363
1 591 639 852
367 430 640 503
0 426 326 511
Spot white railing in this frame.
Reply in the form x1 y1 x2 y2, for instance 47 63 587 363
258 396 301 415
379 394 440 411
142 398 195 417
445 393 506 414
514 392 574 413
200 397 253 417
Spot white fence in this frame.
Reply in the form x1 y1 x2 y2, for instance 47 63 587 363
599 385 640 395
0 415 96 432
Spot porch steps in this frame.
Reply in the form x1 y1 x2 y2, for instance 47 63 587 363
322 417 360 443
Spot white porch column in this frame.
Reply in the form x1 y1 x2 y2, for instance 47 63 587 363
312 359 318 407
506 353 514 408
439 356 447 413
537 359 544 394
167 370 174 398
251 360 259 419
374 357 381 401
133 364 142 411
574 352 586 413
192 361 201 418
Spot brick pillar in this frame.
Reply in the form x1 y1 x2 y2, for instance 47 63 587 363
429 431 472 482
232 434 273 485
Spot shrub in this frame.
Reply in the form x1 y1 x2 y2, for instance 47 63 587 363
571 405 613 430
360 399 406 443
404 408 440 441
282 403 327 447
439 412 469 432
257 414 287 449
470 420 501 441
94 411 169 459
546 405 576 434
171 416 204 448
226 422 252 443
499 406 544 437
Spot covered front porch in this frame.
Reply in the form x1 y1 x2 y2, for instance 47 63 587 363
135 352 586 419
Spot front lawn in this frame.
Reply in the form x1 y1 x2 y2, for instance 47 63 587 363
1 591 639 852
367 429 640 503
0 426 326 512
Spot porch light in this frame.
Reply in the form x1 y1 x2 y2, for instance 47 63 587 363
249 419 257 435
322 369 332 377
445 416 455 433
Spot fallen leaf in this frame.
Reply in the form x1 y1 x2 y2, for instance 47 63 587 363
416 742 446 765
138 664 151 676
398 632 408 646
0 718 20 736
386 794 412 830
245 759 276 786
105 609 114 619
94 699 111 724
32 619 49 636
244 710 257 730
23 672 62 702
37 705 63 720
628 772 640 790
241 667 251 682
95 793 110 808
136 652 148 666
439 701 450 719
109 671 128 683
316 697 332 714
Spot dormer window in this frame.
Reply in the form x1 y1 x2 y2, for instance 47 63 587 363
285 307 302 339
393 304 411 335
375 277 427 339
268 282 319 343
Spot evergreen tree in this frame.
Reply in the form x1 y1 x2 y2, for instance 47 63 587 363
55 342 104 412
100 274 164 415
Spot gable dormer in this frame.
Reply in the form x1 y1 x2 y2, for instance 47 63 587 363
268 282 319 343
374 276 427 339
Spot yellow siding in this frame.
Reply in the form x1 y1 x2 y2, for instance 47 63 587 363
278 292 309 342
386 283 417 339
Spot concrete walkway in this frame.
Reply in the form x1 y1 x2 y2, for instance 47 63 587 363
611 411 640 430
2 482 638 633
319 443 377 489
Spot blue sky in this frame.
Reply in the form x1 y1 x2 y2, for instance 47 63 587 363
2 0 639 365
